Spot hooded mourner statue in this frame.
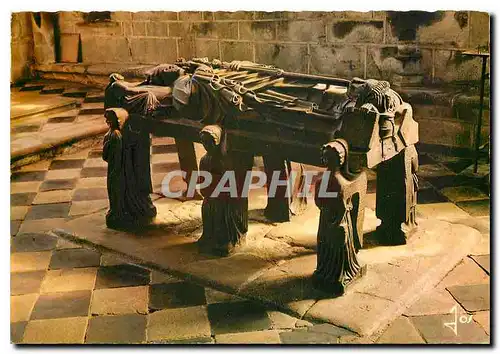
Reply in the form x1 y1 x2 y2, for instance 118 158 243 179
196 125 249 256
313 139 367 296
103 108 157 229
103 108 125 228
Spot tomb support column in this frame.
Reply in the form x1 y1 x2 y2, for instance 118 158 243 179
175 138 201 200
375 145 418 245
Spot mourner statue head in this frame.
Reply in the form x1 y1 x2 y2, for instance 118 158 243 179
200 125 223 154
105 110 120 130
321 139 349 171
104 108 129 131
109 73 125 84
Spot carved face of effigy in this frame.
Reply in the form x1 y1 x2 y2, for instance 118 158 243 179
346 77 367 100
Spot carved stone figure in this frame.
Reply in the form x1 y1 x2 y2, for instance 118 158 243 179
120 113 157 225
102 108 157 229
197 125 250 256
334 77 419 245
312 139 367 296
103 108 126 228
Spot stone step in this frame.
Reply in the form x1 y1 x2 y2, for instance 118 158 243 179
62 88 91 98
20 83 45 91
40 85 66 95
11 123 106 169
84 94 105 103
79 108 105 115
11 97 81 121
79 102 105 116
11 79 106 167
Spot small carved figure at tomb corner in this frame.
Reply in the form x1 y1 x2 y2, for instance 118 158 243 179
313 139 366 296
103 108 126 229
197 125 249 256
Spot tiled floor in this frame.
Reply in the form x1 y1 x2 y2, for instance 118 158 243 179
10 228 317 344
10 133 490 343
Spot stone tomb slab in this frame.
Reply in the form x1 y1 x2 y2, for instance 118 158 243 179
52 200 480 337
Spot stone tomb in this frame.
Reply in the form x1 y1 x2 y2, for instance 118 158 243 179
102 60 420 255
99 62 423 303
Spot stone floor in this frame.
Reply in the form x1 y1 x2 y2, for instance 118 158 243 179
10 133 490 344
10 81 106 162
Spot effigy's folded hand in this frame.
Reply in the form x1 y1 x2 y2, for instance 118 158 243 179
195 64 214 74
228 61 240 71
229 60 255 71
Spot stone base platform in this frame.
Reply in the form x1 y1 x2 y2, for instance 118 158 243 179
51 198 480 337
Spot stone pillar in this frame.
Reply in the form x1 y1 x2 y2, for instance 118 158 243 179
175 138 201 200
263 155 291 222
375 144 419 245
263 156 307 222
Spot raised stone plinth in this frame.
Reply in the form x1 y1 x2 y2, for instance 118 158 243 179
51 198 480 337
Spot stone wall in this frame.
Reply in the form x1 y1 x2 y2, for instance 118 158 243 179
56 10 490 85
31 12 57 65
11 12 34 82
11 10 492 151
